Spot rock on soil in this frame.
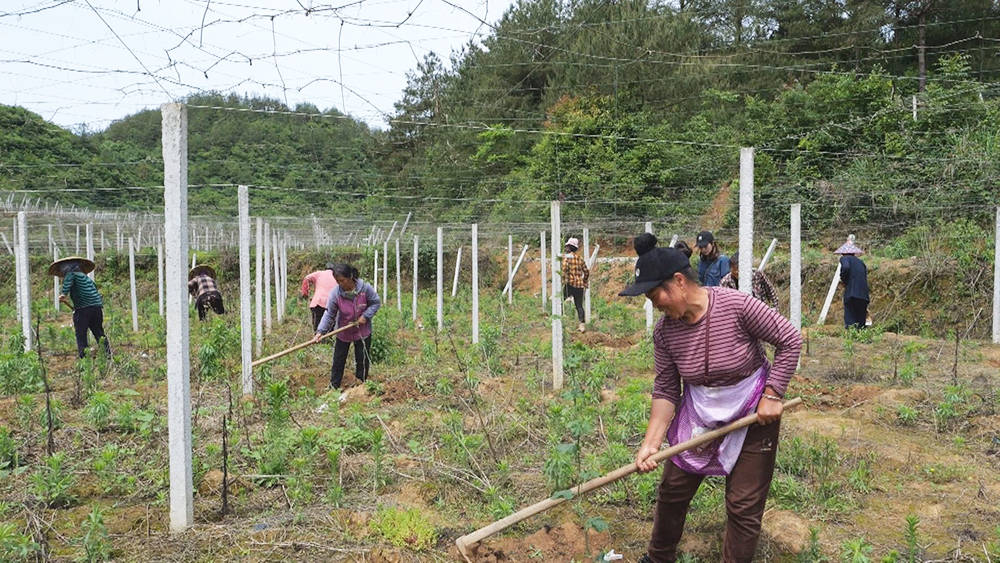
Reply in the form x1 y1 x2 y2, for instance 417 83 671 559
762 510 811 555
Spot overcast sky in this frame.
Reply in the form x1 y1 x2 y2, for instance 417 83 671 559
0 0 515 131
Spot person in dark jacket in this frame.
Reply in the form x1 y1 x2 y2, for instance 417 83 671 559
835 235 869 329
695 230 730 287
50 257 111 359
311 263 382 389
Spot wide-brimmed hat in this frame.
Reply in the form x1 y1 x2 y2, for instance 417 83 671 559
188 265 216 280
47 256 95 276
833 235 864 256
619 247 692 296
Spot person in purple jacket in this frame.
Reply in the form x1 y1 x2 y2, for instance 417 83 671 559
620 237 802 563
311 263 382 389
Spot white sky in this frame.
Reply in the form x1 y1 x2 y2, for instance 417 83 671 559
0 0 515 131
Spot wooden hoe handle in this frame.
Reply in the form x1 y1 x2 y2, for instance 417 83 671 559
455 397 804 562
250 321 359 368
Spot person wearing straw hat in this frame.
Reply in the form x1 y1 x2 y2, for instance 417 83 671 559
619 237 801 563
835 235 869 329
300 265 339 331
561 236 590 333
188 265 226 321
50 256 111 359
311 263 381 390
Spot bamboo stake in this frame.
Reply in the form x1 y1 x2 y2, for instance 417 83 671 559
251 322 359 368
455 397 804 561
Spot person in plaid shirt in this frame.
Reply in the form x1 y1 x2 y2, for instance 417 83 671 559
719 251 778 309
188 265 226 321
562 237 590 332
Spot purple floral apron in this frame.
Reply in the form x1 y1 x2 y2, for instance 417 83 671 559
666 313 767 476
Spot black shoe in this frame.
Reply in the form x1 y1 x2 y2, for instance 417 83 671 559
637 555 653 563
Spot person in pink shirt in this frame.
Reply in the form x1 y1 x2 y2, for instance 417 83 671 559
301 265 339 330
620 237 801 563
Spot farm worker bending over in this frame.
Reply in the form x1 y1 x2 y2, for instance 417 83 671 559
619 236 801 563
300 265 339 331
311 263 381 390
695 230 730 287
50 257 111 359
561 237 590 333
720 251 778 309
188 265 226 321
835 235 869 330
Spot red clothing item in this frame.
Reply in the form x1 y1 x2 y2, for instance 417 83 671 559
300 270 338 309
652 287 801 405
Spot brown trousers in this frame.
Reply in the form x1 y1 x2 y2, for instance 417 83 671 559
647 421 780 563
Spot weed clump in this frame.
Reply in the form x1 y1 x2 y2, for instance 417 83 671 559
369 506 437 551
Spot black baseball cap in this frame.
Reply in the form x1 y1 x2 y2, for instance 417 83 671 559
619 247 692 296
695 231 714 248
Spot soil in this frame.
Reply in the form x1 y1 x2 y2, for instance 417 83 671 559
469 522 611 562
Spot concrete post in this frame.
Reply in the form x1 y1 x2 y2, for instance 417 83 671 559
540 231 547 310
158 239 164 316
75 224 80 254
993 207 999 343
86 223 95 279
52 242 60 312
790 204 801 331
452 246 462 297
264 222 271 334
373 249 378 292
501 245 529 296
818 264 842 326
437 227 443 331
161 102 193 532
399 212 412 238
129 238 138 332
644 222 654 333
412 236 419 322
738 147 754 295
238 186 253 394
583 228 591 323
12 220 20 324
472 224 479 344
395 238 402 312
383 239 389 305
17 212 31 351
507 234 513 304
551 202 563 390
272 230 281 324
255 217 263 354
758 238 778 272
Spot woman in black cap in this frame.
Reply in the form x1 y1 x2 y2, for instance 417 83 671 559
620 238 801 563
694 230 730 287
50 256 111 359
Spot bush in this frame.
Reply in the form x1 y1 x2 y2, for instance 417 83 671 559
0 351 43 395
369 506 437 551
84 392 114 432
31 453 77 507
0 427 19 470
0 522 39 561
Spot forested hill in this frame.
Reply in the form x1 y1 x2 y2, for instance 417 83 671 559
3 1 1000 233
0 94 378 216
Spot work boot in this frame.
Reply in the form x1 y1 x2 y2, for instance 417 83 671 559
578 322 586 333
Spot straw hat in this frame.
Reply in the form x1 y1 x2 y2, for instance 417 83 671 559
47 256 95 276
188 265 217 280
834 234 864 256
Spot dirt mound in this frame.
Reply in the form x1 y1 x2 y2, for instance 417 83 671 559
470 522 610 562
381 379 419 403
574 331 636 349
762 510 811 554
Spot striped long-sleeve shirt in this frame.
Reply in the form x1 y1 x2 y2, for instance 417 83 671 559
652 287 801 405
61 272 103 309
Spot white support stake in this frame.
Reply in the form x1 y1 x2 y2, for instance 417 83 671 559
540 231 547 309
385 220 398 242
790 205 801 331
158 239 164 316
161 103 193 533
758 238 778 272
383 239 389 305
817 264 842 326
272 231 281 324
255 218 263 354
16 212 31 351
86 223 95 279
644 222 654 333
264 222 272 334
586 244 600 324
436 227 443 331
412 236 419 323
738 147 754 295
551 203 563 390
452 246 462 297
399 212 412 238
52 243 60 312
993 206 1000 344
472 224 479 344
395 238 402 312
501 245 529 296
668 234 678 247
583 229 591 323
507 235 513 304
129 238 138 332
0 231 11 255
238 186 253 395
